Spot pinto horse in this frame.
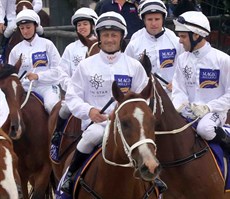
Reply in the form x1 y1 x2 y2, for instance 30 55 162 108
0 128 22 199
140 53 230 198
0 62 53 199
55 79 161 199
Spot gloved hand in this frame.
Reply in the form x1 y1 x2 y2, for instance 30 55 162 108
179 104 197 120
190 104 210 118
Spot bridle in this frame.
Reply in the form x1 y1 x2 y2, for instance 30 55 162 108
102 98 157 167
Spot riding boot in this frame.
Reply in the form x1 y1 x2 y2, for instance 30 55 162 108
0 35 8 55
61 149 89 195
154 178 168 194
51 116 66 146
212 126 230 152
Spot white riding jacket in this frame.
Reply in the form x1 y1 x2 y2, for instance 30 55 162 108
32 0 43 13
8 34 60 90
0 0 16 38
0 89 9 127
59 39 88 92
172 42 230 116
65 50 149 129
125 27 183 84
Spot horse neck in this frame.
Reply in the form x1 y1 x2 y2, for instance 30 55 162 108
153 77 188 131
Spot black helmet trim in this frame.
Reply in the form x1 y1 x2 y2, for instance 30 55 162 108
96 16 126 28
141 1 166 16
177 16 210 34
73 17 94 26
17 20 37 26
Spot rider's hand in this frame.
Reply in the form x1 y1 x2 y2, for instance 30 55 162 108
89 108 108 123
0 23 5 34
191 104 210 118
26 72 38 81
177 104 197 120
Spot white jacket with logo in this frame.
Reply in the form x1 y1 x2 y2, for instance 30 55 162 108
172 42 230 115
125 27 183 83
8 34 60 90
65 50 149 128
59 39 88 92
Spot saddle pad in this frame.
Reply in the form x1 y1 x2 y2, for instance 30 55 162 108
209 142 230 191
55 147 102 198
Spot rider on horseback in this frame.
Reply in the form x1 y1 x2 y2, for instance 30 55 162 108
51 7 98 146
8 9 61 115
0 0 44 56
172 11 230 152
60 11 167 195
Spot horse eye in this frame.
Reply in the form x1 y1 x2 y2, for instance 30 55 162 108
121 120 130 130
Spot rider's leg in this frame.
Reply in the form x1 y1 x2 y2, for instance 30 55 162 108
61 123 105 194
51 101 70 145
196 112 230 152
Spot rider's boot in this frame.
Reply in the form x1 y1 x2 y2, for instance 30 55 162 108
0 35 8 55
61 149 89 195
51 116 66 146
154 178 168 194
213 126 230 152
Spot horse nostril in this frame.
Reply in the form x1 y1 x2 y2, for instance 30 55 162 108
10 126 17 139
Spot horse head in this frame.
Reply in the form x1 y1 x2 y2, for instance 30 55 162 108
103 79 161 182
78 33 100 57
139 49 152 77
16 0 33 14
0 57 25 140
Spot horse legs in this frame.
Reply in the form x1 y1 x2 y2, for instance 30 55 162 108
31 164 52 199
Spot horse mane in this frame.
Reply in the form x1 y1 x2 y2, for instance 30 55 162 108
0 64 18 80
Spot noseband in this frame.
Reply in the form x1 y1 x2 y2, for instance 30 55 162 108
102 98 157 167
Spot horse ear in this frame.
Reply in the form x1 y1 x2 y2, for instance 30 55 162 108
14 54 22 74
140 78 153 100
112 81 124 103
139 50 152 77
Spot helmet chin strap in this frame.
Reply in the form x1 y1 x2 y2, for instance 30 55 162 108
188 32 203 52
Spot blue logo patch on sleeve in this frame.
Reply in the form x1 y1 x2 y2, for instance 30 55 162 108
159 49 176 68
199 68 219 88
114 75 132 93
32 51 48 68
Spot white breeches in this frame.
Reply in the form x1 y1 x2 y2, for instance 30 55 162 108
196 112 227 140
77 121 107 154
33 85 61 114
59 100 71 119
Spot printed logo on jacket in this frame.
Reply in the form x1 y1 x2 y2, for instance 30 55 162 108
199 68 219 88
159 49 176 68
32 51 48 68
114 75 132 93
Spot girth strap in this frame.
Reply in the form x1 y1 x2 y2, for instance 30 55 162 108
161 146 209 168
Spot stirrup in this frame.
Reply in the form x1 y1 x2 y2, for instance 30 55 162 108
61 175 74 195
154 178 168 194
51 131 61 146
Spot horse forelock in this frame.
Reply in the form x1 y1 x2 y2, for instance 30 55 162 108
0 65 17 80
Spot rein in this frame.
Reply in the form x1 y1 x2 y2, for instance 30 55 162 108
16 0 33 7
151 76 209 168
102 98 157 168
86 41 99 57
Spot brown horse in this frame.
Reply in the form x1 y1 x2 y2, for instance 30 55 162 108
0 61 53 199
3 0 50 63
139 52 230 198
0 128 22 199
55 79 161 199
150 75 230 198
